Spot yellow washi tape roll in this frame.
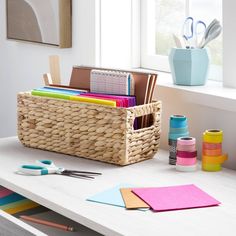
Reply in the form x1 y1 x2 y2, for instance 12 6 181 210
202 163 222 172
203 129 223 143
202 154 228 164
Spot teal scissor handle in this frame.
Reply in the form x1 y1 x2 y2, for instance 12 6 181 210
18 160 63 176
20 165 49 175
36 160 54 167
39 160 53 165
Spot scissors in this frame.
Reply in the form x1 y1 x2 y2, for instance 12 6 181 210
198 19 222 48
17 160 102 180
182 17 206 48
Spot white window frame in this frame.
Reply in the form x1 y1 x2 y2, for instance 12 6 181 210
99 0 236 88
141 0 170 72
140 0 224 79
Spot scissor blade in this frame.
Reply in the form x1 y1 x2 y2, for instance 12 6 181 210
63 170 102 175
61 172 95 180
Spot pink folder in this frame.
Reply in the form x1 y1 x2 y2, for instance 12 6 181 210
132 184 220 212
0 188 13 198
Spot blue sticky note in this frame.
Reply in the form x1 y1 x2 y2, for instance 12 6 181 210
0 193 26 206
87 184 132 208
34 87 82 96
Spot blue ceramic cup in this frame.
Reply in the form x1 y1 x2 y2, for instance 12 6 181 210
169 48 210 86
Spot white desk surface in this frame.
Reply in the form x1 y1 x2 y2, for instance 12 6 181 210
0 137 236 236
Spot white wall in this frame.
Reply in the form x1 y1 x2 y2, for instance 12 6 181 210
155 86 236 170
0 0 98 138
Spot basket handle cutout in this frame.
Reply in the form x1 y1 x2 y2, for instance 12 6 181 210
133 114 154 130
129 102 161 131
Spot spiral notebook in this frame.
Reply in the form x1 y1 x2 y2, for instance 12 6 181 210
90 69 134 96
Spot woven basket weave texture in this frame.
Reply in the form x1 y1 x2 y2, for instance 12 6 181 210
17 93 161 165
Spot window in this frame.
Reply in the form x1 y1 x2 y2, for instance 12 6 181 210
141 0 222 81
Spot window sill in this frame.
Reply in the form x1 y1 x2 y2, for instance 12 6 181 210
156 71 236 112
132 68 236 112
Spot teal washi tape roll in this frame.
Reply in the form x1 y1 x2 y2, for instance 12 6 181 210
169 126 189 134
169 115 188 128
168 132 189 141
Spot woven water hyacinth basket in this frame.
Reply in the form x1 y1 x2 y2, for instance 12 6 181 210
17 92 161 165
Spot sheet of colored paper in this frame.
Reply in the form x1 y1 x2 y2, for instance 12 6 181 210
0 193 26 206
120 188 149 209
5 201 39 215
79 94 123 107
0 199 31 211
0 188 13 198
132 184 220 212
81 93 136 107
70 96 116 107
87 184 132 208
31 90 71 100
35 87 83 95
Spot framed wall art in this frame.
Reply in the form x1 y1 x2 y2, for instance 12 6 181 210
6 0 72 48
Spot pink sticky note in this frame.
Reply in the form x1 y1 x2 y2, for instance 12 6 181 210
0 188 13 198
132 184 220 212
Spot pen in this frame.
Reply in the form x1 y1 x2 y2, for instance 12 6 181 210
20 215 75 232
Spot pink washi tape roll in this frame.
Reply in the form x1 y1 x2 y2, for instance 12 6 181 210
177 157 197 166
177 150 197 158
177 145 195 152
177 137 196 145
177 137 196 152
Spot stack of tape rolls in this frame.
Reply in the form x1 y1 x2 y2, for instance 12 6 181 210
202 129 228 171
168 115 189 165
176 137 197 172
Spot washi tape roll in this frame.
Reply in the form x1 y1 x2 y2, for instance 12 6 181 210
202 129 227 172
202 163 221 172
169 140 177 165
177 137 196 146
202 142 222 150
169 126 189 134
177 137 196 152
176 164 197 172
169 115 188 128
169 145 177 153
168 132 189 141
177 150 197 158
202 148 222 156
203 129 223 143
168 139 177 146
202 154 228 165
177 157 197 166
169 158 177 165
177 144 196 152
169 152 177 158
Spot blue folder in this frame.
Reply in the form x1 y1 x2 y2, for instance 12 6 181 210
0 193 26 206
34 87 83 96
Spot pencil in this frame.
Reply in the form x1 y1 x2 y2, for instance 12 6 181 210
20 215 74 232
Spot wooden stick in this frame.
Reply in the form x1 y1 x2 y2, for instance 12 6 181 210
20 215 74 232
49 55 61 85
43 73 53 86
